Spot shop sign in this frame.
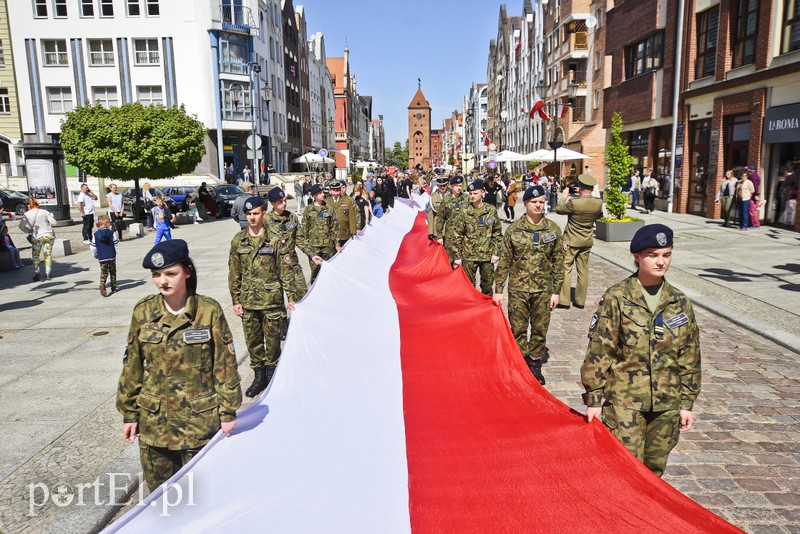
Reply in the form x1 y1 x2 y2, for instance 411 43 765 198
763 103 800 144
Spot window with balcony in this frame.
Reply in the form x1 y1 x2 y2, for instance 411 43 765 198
81 0 94 16
137 85 163 105
133 39 159 65
47 87 73 113
732 0 758 67
625 31 664 78
92 86 118 108
88 39 114 66
54 0 68 17
42 40 68 66
696 7 719 78
100 0 113 17
782 0 800 54
0 88 10 113
221 80 251 121
219 34 247 74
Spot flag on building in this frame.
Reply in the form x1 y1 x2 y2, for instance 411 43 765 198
481 130 492 147
558 104 569 118
530 99 549 121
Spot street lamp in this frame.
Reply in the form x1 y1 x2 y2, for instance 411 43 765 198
537 81 579 190
249 62 261 184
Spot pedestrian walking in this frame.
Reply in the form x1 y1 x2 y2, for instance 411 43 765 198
151 196 175 244
106 183 125 241
231 182 256 230
493 185 564 386
629 169 641 210
299 184 339 282
736 170 755 230
117 239 242 491
352 182 372 230
294 177 307 214
642 169 658 214
715 170 738 226
77 184 98 243
19 198 56 281
229 196 298 397
556 174 604 309
90 214 119 296
582 224 700 477
142 182 155 231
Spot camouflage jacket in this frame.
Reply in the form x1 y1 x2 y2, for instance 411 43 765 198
426 188 448 233
581 276 701 412
451 202 503 261
325 195 357 240
494 216 564 294
116 294 242 449
299 202 338 251
228 228 297 308
266 209 302 262
434 192 470 239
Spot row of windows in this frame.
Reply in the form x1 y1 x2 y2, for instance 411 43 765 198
40 38 160 67
45 85 163 113
625 31 664 79
34 0 159 18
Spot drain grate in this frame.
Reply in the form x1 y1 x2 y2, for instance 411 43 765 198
93 331 109 337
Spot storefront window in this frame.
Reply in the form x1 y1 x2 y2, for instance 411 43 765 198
689 120 711 215
767 143 800 227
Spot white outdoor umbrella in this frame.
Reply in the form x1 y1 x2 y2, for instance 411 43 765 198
293 152 335 164
354 161 379 168
526 148 591 161
495 150 527 162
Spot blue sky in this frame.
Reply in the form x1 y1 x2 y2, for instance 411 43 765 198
296 0 516 147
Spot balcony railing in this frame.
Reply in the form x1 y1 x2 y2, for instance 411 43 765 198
573 31 588 50
214 3 252 35
570 70 587 85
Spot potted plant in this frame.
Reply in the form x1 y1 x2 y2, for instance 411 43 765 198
596 112 644 242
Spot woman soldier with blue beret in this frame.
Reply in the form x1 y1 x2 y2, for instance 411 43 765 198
581 224 701 477
116 239 242 491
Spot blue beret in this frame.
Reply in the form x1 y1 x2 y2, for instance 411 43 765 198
142 239 189 270
630 224 673 253
267 187 285 203
523 185 546 201
243 196 264 212
310 184 323 196
745 165 755 172
467 179 484 191
450 176 463 185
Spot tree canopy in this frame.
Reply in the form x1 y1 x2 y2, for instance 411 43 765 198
384 140 409 169
60 102 206 182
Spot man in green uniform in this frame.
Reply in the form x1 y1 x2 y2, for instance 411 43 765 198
556 174 604 309
582 224 701 476
326 181 358 247
493 185 564 385
228 196 298 398
452 179 503 295
265 187 308 299
299 184 340 282
434 175 469 264
426 176 450 239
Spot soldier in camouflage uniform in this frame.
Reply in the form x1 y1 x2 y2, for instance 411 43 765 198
299 184 340 282
117 239 242 491
434 175 469 264
265 187 308 300
228 197 298 398
426 176 451 239
582 224 700 477
452 179 503 295
326 181 358 246
493 186 564 385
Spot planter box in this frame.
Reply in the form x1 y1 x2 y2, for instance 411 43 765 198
595 219 645 242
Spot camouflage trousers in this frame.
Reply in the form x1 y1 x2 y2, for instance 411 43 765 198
100 260 116 288
462 260 495 295
139 442 202 491
241 306 286 370
560 246 592 308
601 403 680 477
307 247 335 283
508 291 551 362
442 236 458 265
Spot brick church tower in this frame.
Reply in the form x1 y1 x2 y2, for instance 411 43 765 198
408 84 431 169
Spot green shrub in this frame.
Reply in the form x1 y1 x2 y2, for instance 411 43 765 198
604 112 635 220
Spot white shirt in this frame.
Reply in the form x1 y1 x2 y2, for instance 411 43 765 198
77 191 96 216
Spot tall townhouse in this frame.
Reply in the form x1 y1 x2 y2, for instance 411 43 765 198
327 45 359 173
306 33 322 153
679 0 800 231
294 6 311 156
261 0 287 172
281 0 301 168
359 95 371 161
315 33 336 155
0 0 23 183
463 82 488 173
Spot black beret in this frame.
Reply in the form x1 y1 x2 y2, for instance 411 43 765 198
267 187 286 203
310 184 323 196
243 196 264 212
450 176 464 185
523 185 546 201
630 224 673 253
142 239 189 270
467 179 485 191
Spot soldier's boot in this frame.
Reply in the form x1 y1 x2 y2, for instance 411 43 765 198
245 367 269 398
527 359 546 386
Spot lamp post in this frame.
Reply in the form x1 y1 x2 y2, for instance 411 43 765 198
249 62 261 184
537 81 578 190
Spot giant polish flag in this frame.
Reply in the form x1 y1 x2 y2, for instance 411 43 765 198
107 198 741 533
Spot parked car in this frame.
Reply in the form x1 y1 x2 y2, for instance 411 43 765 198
160 185 197 207
121 187 177 218
0 187 31 215
210 184 244 217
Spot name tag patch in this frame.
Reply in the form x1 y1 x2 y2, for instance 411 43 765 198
664 312 689 330
542 233 557 244
286 222 297 231
589 313 599 331
184 329 211 344
258 246 275 255
485 217 495 226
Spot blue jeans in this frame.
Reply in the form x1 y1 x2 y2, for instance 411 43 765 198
739 199 750 229
630 189 639 209
154 226 172 244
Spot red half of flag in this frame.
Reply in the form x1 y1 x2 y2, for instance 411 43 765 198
559 104 569 118
531 100 549 121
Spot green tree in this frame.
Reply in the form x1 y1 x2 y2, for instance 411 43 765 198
384 140 409 169
604 112 635 220
60 102 206 221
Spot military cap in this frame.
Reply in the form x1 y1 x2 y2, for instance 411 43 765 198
630 224 673 253
576 174 597 188
310 184 323 196
267 187 285 203
523 185 546 201
243 196 264 212
435 176 450 186
240 181 254 191
142 239 189 270
467 179 485 192
450 176 464 185
329 180 344 189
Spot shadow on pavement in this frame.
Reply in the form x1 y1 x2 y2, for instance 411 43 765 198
0 264 90 290
0 299 43 312
698 266 800 292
